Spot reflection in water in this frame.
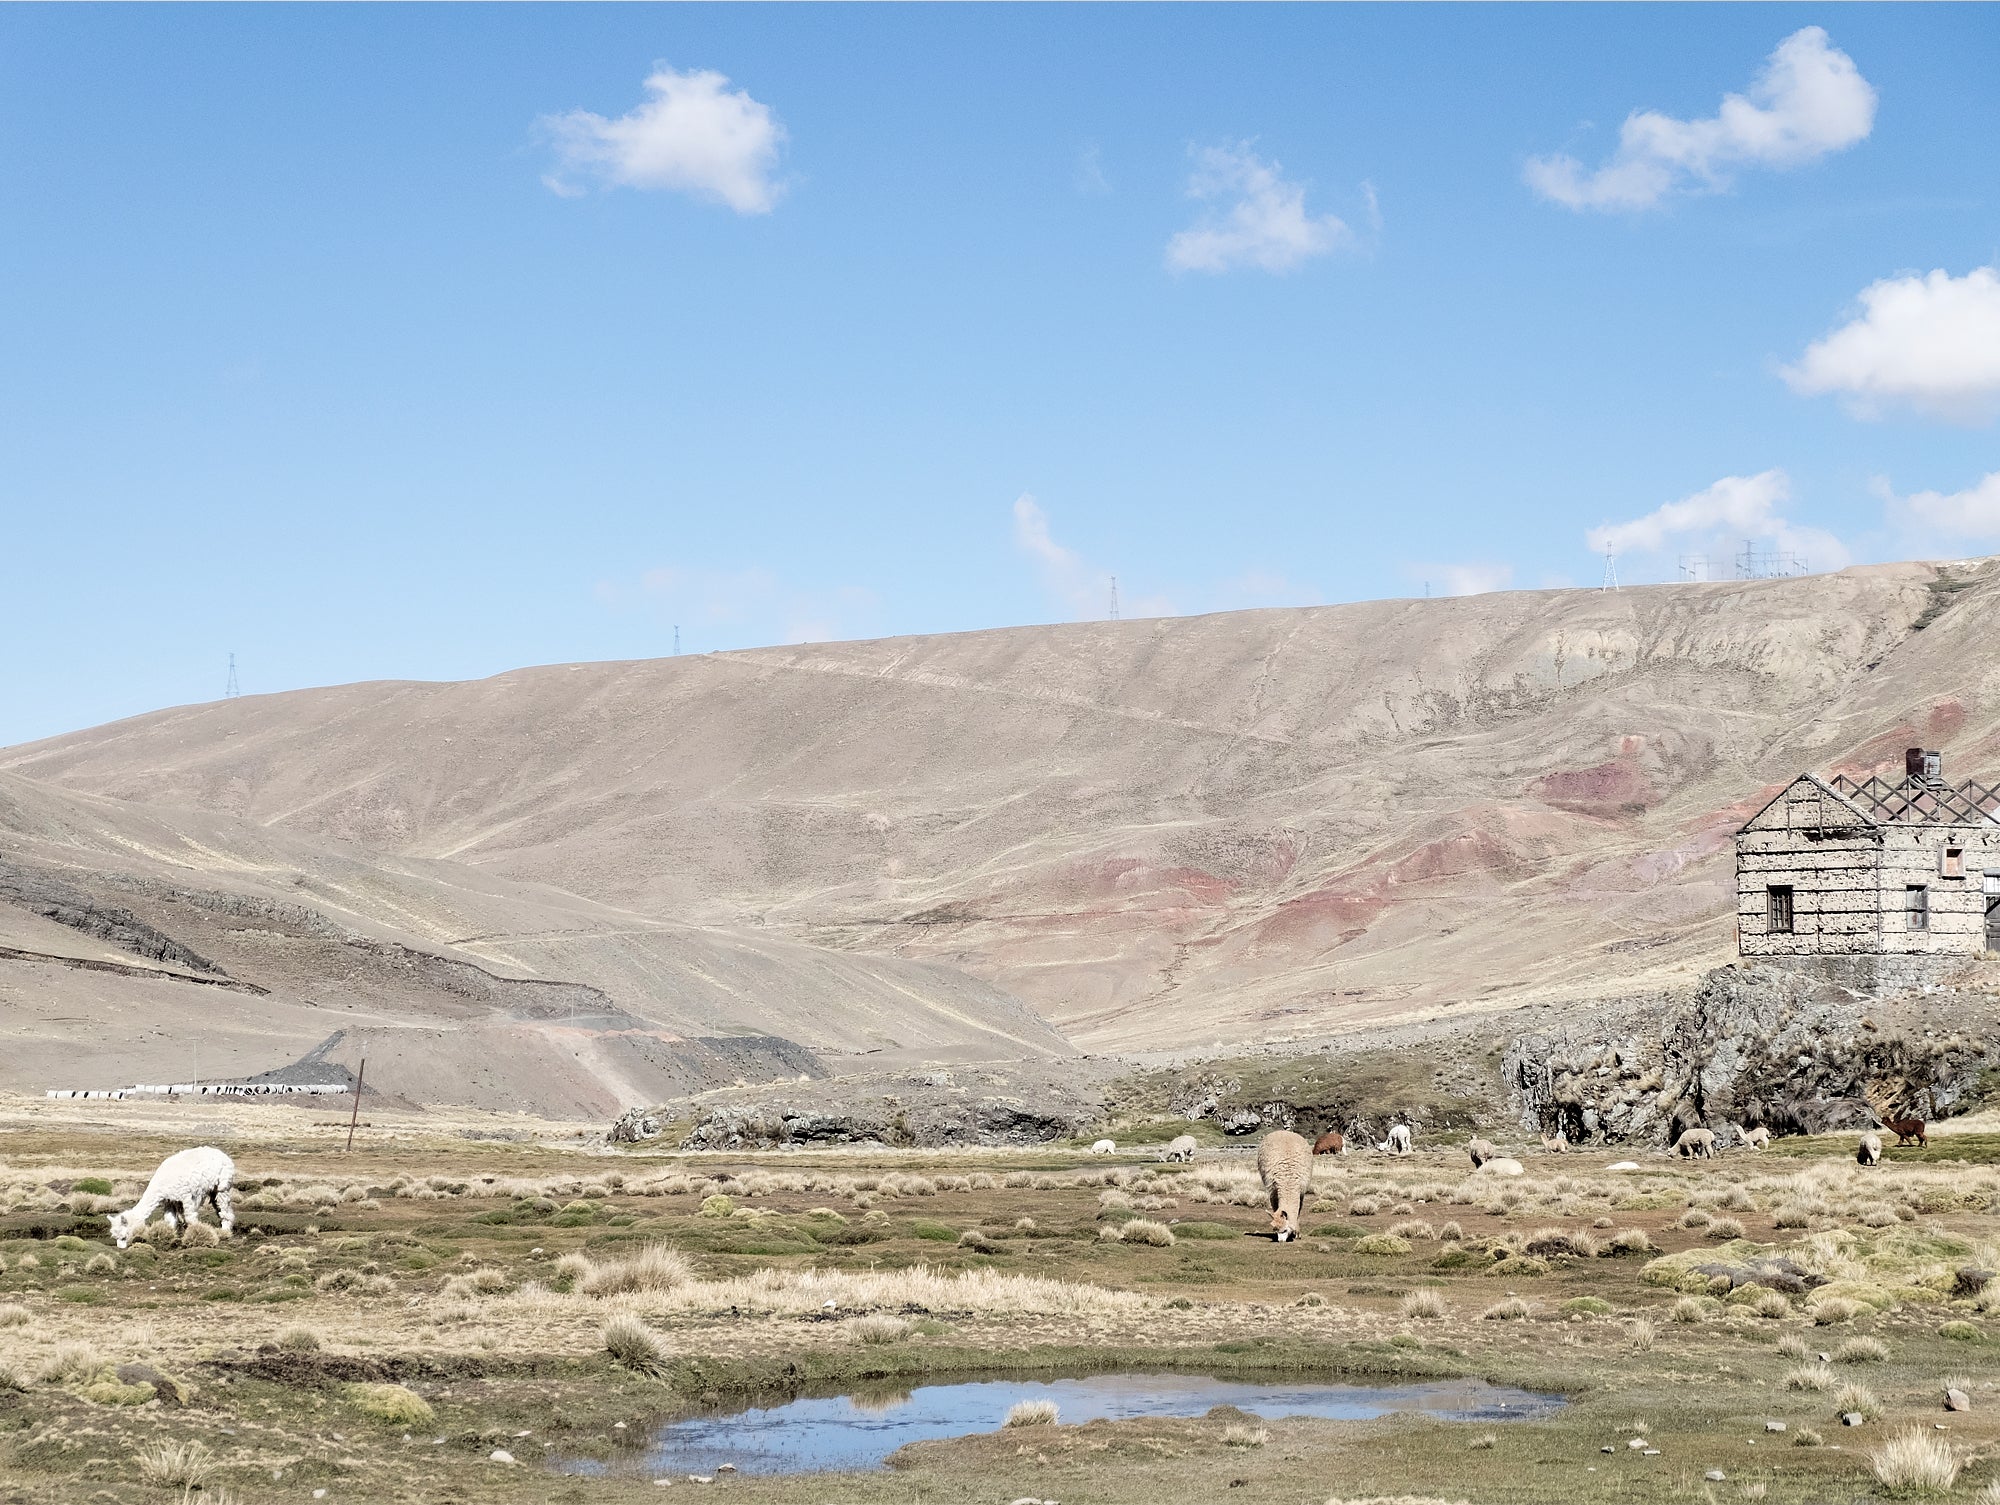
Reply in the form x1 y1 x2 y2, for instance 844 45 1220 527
552 1372 1564 1479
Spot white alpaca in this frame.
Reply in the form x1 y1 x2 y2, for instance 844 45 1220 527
1256 1130 1313 1242
1089 1139 1116 1155
1160 1134 1199 1163
1673 1128 1717 1159
1467 1137 1496 1168
1857 1131 1882 1167
1377 1124 1413 1155
1475 1157 1524 1177
1541 1130 1569 1154
108 1147 236 1249
1736 1124 1770 1150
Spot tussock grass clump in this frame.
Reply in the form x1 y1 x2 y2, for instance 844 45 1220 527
603 1315 671 1378
1707 1217 1747 1241
0 1361 27 1393
179 1219 221 1249
1605 1229 1654 1255
846 1314 912 1345
698 1194 735 1218
0 1303 28 1329
1751 1290 1790 1319
1221 1423 1268 1447
1810 1296 1864 1325
1119 1219 1176 1247
1481 1298 1530 1322
580 1244 693 1297
1833 1382 1882 1420
1941 1320 1982 1342
1777 1332 1811 1360
275 1326 321 1352
1005 1399 1058 1427
1354 1233 1410 1256
137 1440 215 1488
1869 1427 1960 1495
958 1229 999 1253
1400 1289 1446 1320
348 1382 435 1427
1669 1297 1707 1324
1677 1208 1714 1230
1524 1227 1598 1258
43 1341 101 1385
1390 1220 1437 1242
1835 1336 1888 1363
1783 1365 1835 1392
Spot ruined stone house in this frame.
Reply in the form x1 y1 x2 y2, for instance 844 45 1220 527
1738 748 2000 957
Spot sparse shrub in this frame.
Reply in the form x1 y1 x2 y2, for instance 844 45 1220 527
1941 1320 1981 1342
1014 1217 1037 1233
1401 1289 1447 1320
1469 1431 1497 1450
1677 1208 1714 1230
1348 1197 1380 1216
1120 1220 1176 1247
275 1326 321 1352
1606 1229 1654 1256
552 1252 591 1290
580 1244 692 1297
1836 1336 1888 1363
348 1382 435 1427
82 1252 114 1274
1390 1220 1437 1242
314 1269 361 1293
1783 1365 1834 1392
0 1304 28 1329
1778 1332 1811 1360
1833 1382 1882 1420
1524 1227 1599 1258
1752 1290 1790 1319
1708 1217 1747 1241
1669 1297 1707 1324
1870 1427 1960 1495
1005 1399 1058 1427
1628 1318 1657 1351
1221 1423 1268 1447
1096 1224 1123 1242
1793 1426 1823 1448
137 1440 214 1488
1438 1221 1464 1241
1774 1203 1812 1229
958 1229 999 1253
43 1341 101 1385
73 1177 113 1196
602 1316 670 1378
847 1314 912 1345
1811 1296 1864 1325
1354 1233 1411 1256
1482 1298 1530 1322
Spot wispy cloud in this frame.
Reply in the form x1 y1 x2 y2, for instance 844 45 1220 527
1879 470 2000 542
1585 470 1850 574
595 565 875 646
1074 143 1111 196
1782 267 2000 425
1408 563 1515 598
539 65 786 213
1011 495 1172 620
1526 28 1875 212
1165 143 1352 275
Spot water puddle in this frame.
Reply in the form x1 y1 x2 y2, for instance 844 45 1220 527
553 1372 1563 1478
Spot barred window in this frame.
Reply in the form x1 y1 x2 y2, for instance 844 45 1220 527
1766 886 1794 935
1906 884 1929 931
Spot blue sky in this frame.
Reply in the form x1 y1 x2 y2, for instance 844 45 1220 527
4 5 1999 746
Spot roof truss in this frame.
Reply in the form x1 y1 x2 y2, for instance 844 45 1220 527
1829 774 2000 826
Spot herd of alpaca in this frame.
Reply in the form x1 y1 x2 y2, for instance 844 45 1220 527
106 1146 236 1249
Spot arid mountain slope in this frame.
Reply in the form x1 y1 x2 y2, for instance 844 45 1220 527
0 773 1069 1114
9 558 2000 1054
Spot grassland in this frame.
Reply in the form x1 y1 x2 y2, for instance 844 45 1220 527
6 1099 2000 1504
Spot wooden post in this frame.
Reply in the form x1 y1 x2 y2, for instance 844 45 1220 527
344 1058 366 1153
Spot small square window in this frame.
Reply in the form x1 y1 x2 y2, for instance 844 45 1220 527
1907 884 1930 931
1767 886 1794 935
1944 847 1966 878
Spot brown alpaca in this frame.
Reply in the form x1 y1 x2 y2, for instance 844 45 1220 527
1885 1117 1927 1147
1312 1130 1345 1156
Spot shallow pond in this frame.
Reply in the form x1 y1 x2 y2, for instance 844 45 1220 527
553 1372 1564 1478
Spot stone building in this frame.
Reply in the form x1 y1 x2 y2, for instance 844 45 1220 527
1737 748 2000 957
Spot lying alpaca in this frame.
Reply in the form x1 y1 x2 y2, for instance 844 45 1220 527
1377 1124 1413 1155
1257 1129 1314 1242
1541 1130 1569 1154
1160 1134 1199 1163
108 1146 235 1249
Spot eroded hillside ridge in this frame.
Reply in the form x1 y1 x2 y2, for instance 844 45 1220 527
10 559 1999 1052
1505 959 2000 1145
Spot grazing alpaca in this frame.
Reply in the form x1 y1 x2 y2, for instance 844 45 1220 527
1089 1139 1116 1155
1541 1130 1569 1154
1885 1117 1927 1148
1857 1131 1882 1166
108 1146 235 1250
1673 1128 1717 1159
1160 1134 1199 1163
1257 1130 1314 1242
1377 1124 1413 1155
1312 1130 1345 1156
1736 1124 1770 1150
1467 1137 1496 1168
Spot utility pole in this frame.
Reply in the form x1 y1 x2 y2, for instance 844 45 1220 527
673 625 680 655
1108 577 1120 621
344 1058 367 1153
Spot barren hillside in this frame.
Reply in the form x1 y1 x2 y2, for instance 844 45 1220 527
8 558 2000 1073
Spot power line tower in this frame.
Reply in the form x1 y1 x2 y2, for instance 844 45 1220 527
1108 576 1120 620
224 654 240 699
1601 552 1620 592
673 625 680 656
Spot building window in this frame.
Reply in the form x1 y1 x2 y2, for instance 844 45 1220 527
1767 885 1794 934
1907 884 1930 931
1943 847 1966 878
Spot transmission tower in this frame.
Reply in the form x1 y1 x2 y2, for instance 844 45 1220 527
1601 552 1620 593
673 625 680 656
1108 576 1120 620
224 653 240 699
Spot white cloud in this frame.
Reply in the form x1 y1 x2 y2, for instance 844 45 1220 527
1011 495 1172 620
1074 143 1111 196
1585 469 1851 573
540 65 785 213
1165 143 1351 275
1880 471 2000 540
1526 27 1875 212
1782 267 2000 425
1408 563 1514 598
